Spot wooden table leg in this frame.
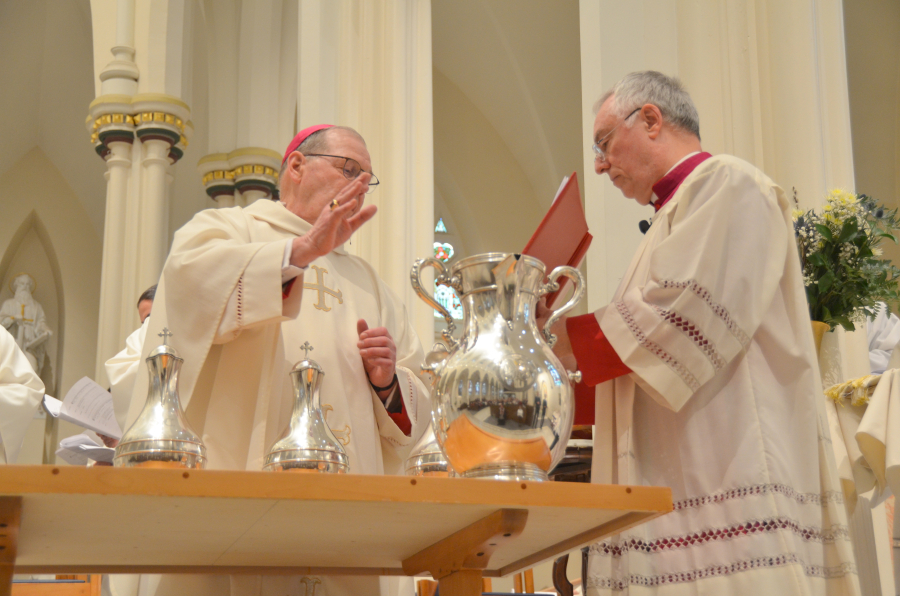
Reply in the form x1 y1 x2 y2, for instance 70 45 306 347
438 569 483 596
0 497 22 596
402 508 528 596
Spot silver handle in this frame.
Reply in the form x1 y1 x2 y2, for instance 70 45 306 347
540 265 585 348
410 258 459 349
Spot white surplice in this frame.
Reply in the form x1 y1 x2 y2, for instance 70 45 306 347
116 199 430 596
105 319 147 431
0 325 44 464
585 155 860 595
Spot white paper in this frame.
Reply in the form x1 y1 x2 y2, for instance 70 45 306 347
56 434 116 465
43 377 122 439
55 444 89 466
551 175 570 206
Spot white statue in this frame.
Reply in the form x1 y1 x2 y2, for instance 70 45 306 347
0 273 52 376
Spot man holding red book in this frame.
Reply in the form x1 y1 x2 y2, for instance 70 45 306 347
545 71 859 596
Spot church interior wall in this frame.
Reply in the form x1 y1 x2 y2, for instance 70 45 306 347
0 148 103 465
843 0 900 279
432 70 542 256
167 7 214 242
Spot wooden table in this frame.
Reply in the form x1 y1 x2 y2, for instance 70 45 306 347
0 465 671 596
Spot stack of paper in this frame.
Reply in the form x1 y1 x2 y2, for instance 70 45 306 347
44 376 123 465
43 377 122 439
55 434 115 466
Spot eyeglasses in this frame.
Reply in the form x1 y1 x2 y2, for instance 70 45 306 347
591 107 641 163
305 154 380 193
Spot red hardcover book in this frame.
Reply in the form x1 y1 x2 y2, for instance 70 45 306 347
522 173 592 307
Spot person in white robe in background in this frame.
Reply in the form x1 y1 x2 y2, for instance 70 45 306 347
866 303 900 374
0 325 44 464
546 71 859 595
105 286 155 438
117 125 430 596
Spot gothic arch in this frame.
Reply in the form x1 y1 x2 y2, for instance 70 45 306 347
0 210 65 395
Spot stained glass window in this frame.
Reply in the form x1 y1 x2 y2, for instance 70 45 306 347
435 217 448 233
432 241 462 320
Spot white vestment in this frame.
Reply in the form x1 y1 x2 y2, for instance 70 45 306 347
106 319 148 430
0 325 45 464
585 155 860 595
866 303 900 374
119 199 430 596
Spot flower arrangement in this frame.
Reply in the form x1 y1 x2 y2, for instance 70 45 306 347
793 189 900 331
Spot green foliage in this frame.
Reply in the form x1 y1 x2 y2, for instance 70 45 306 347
793 190 900 331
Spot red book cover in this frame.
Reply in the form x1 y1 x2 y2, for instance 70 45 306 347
522 173 592 307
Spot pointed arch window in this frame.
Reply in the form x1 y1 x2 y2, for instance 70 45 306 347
433 242 463 320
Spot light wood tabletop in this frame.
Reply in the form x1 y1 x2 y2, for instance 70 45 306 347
0 465 671 596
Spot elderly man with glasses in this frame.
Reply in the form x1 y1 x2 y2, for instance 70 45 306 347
545 72 859 595
118 124 431 596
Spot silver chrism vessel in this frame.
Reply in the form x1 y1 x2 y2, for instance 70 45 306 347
263 342 349 473
411 252 584 482
404 424 455 477
114 328 207 469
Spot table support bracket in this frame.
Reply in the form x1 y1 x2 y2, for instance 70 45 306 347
402 508 528 596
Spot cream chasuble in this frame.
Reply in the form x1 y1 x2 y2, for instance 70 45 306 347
116 199 430 596
0 325 44 464
106 319 147 431
585 155 859 595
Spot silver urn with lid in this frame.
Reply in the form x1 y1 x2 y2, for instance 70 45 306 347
404 424 455 477
263 343 349 473
411 252 584 482
114 329 207 469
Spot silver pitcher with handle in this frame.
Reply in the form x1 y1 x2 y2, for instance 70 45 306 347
410 252 584 482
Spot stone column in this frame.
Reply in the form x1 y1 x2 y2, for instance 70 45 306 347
131 95 190 299
88 0 140 383
198 153 237 207
297 0 435 345
230 148 281 205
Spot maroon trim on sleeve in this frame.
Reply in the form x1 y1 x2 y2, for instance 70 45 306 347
282 277 297 300
566 313 631 387
388 399 412 436
574 381 595 426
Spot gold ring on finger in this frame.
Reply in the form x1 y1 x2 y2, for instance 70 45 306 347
330 199 339 210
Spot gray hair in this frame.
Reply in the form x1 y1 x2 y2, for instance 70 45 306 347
276 126 365 198
595 71 700 140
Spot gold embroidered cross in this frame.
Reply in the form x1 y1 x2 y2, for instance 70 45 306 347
299 577 321 595
303 265 343 312
321 404 351 446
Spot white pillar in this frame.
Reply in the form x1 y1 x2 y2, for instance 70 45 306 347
297 0 435 346
89 0 139 383
94 140 132 382
138 138 172 292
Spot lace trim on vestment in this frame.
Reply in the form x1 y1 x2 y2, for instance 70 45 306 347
674 483 844 511
588 518 849 559
586 553 856 590
659 279 751 347
651 305 727 370
233 276 244 339
615 302 701 392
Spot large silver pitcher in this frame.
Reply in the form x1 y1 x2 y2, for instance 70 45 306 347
411 252 584 482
